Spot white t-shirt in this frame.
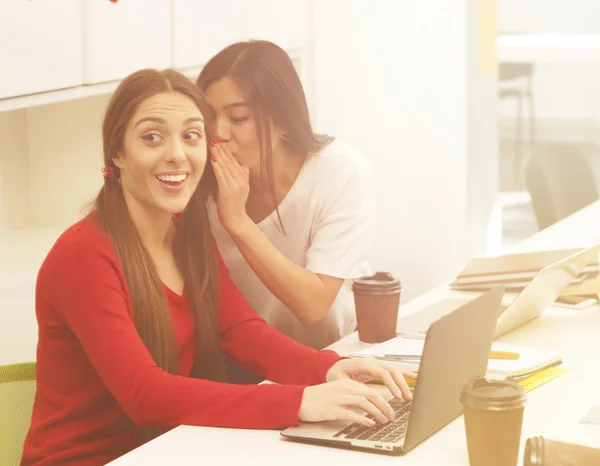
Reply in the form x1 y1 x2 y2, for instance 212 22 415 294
208 139 375 349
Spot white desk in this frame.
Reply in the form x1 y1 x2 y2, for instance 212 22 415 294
109 201 600 465
497 34 600 63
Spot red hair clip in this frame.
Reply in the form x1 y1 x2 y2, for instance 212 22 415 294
101 166 116 179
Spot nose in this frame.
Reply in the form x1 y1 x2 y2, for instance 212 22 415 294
167 138 186 164
214 116 231 142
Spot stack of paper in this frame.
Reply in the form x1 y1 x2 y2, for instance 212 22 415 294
450 248 598 290
350 337 563 380
449 247 600 310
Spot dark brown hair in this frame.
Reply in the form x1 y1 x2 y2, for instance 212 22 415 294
92 68 225 440
196 40 333 230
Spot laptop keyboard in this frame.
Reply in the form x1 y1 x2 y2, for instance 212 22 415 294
332 398 412 443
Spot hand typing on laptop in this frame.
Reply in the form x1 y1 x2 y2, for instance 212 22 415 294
297 358 416 427
282 287 504 454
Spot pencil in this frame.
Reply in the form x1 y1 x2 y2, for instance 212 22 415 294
489 350 520 360
381 351 520 361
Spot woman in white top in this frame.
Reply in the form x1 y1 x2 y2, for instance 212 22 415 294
196 40 375 351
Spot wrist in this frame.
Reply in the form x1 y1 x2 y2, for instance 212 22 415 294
324 357 350 382
325 361 340 383
223 214 254 239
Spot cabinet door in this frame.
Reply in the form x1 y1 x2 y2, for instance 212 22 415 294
172 0 245 69
243 0 309 52
0 0 82 99
82 0 171 84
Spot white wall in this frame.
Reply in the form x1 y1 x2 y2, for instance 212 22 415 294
0 110 29 228
27 95 107 227
312 0 474 302
0 111 36 365
0 230 63 366
0 96 108 365
467 0 501 258
498 0 600 124
498 0 599 34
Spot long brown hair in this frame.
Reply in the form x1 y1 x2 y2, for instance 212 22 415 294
196 40 333 230
92 69 225 440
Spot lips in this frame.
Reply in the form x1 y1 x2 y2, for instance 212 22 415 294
155 173 189 193
155 173 188 184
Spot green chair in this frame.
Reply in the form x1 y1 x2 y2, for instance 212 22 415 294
0 362 36 466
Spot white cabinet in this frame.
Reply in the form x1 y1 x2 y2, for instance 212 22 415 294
172 0 245 69
243 0 309 51
0 0 82 99
172 0 309 70
82 0 171 84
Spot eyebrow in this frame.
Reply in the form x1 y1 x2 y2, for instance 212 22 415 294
134 116 204 128
223 102 249 110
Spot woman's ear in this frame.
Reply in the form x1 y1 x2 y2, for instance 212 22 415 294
271 120 282 136
270 121 286 144
112 153 124 169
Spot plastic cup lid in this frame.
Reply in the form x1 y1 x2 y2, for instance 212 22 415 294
352 272 401 292
461 376 527 410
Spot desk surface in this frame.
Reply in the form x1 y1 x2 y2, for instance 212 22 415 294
109 200 600 465
497 33 600 63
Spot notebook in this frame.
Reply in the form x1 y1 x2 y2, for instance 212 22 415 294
517 366 568 392
561 276 600 296
350 337 562 379
452 248 598 287
450 272 593 291
368 366 568 393
554 294 598 310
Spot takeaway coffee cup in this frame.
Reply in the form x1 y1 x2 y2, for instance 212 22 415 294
352 272 401 343
460 377 527 466
524 436 600 466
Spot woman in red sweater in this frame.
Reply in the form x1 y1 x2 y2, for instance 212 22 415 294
21 68 413 466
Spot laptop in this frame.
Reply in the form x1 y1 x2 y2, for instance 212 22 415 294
494 244 599 337
398 244 600 339
280 286 504 454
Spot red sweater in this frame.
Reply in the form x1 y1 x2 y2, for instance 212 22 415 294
21 218 342 465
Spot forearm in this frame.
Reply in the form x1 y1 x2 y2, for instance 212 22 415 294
227 216 335 324
222 317 343 385
131 369 307 429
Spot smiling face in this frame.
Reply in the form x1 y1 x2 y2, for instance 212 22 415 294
113 91 207 217
205 77 281 170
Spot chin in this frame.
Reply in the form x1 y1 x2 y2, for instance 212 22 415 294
233 153 253 166
239 158 258 169
157 197 193 215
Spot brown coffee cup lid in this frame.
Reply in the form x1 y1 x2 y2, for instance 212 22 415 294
460 376 527 411
352 272 401 294
523 436 545 466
